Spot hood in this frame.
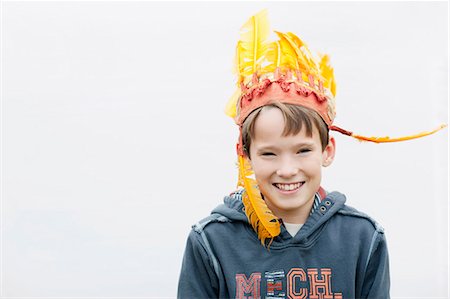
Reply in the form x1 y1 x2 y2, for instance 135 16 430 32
211 190 347 246
211 192 249 223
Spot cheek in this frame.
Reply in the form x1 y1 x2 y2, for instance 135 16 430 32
300 156 324 173
251 159 272 179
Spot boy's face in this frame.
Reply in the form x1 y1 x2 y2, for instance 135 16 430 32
248 107 335 223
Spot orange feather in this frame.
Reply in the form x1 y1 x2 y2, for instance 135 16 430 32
238 155 280 246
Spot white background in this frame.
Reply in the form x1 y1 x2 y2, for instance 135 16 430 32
1 1 448 298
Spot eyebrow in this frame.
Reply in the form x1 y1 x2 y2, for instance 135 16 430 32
256 142 316 152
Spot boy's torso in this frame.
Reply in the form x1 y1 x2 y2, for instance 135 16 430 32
193 191 384 299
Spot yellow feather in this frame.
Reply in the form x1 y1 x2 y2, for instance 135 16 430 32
261 41 279 73
225 88 240 119
352 124 448 143
274 31 300 72
235 9 272 80
274 41 282 68
319 54 336 96
276 31 320 77
286 32 319 72
232 41 242 78
238 155 280 246
237 155 252 187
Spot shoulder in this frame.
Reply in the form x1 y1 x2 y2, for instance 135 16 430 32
191 189 247 235
191 213 232 234
186 212 233 254
331 202 388 270
335 204 385 234
324 191 385 234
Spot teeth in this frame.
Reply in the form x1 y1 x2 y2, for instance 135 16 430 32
275 183 302 191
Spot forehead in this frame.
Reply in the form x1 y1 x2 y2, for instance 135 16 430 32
253 107 286 137
252 107 318 145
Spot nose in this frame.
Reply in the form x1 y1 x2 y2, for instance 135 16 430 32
276 157 299 178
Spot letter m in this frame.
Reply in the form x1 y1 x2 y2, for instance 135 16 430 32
235 273 261 299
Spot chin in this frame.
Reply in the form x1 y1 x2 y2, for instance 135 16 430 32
267 195 310 210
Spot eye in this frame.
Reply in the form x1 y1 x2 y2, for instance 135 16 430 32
261 152 275 156
297 148 311 154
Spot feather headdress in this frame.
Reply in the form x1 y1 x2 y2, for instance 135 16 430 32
226 10 446 247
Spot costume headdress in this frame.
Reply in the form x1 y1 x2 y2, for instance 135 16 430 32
225 10 446 246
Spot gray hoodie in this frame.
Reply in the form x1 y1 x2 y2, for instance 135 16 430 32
178 191 390 299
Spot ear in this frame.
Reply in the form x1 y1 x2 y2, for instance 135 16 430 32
322 136 336 167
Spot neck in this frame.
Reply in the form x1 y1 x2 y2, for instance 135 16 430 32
266 196 315 224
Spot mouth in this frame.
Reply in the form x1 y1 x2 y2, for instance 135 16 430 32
273 182 304 193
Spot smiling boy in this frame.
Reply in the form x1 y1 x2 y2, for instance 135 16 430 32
244 103 335 226
178 99 389 298
177 10 445 299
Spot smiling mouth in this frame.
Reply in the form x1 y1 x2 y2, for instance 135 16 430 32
273 182 304 191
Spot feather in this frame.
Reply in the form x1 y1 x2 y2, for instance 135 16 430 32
235 9 272 83
319 54 336 96
273 40 282 68
263 41 280 73
224 88 240 119
274 31 301 73
351 124 448 143
275 31 320 77
232 41 242 80
238 155 280 246
330 124 448 143
286 32 318 72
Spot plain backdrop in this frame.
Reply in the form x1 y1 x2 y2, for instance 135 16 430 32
1 1 448 298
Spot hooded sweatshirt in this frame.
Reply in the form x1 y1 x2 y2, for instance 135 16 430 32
177 191 390 299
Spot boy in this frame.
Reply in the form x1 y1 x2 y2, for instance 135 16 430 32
177 10 444 299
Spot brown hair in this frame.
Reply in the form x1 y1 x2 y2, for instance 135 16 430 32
242 102 330 157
